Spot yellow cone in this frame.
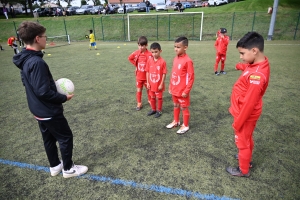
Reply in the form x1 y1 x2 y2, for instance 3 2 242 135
124 44 126 45
117 46 120 48
96 53 100 55
48 54 51 56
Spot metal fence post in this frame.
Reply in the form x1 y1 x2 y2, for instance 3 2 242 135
230 12 235 40
252 11 256 32
123 15 126 41
101 16 104 41
13 21 17 34
63 19 68 42
168 14 171 41
92 17 96 41
156 15 158 41
294 12 300 40
192 15 195 39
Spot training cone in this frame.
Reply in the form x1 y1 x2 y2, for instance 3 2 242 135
49 42 56 46
124 44 126 45
117 46 120 48
96 53 100 55
48 54 51 56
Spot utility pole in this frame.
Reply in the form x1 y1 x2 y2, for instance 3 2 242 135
267 0 279 40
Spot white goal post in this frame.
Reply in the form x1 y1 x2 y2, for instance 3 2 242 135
47 34 71 45
127 12 204 41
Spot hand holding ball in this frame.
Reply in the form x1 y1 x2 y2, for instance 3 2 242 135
85 35 89 39
56 78 75 95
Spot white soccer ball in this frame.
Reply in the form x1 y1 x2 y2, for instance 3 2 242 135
55 78 75 95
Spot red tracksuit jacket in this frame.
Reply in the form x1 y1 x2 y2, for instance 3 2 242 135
169 54 194 97
229 57 270 131
128 49 153 81
214 35 229 55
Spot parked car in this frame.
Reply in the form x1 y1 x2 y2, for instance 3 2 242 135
66 6 79 15
182 2 192 8
193 0 203 7
91 5 103 14
155 3 167 12
170 2 185 11
137 2 154 12
118 4 134 14
208 0 228 6
76 5 94 15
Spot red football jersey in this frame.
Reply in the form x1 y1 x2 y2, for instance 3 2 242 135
229 57 270 131
214 35 229 55
7 36 16 46
169 54 194 97
128 49 153 80
145 57 167 92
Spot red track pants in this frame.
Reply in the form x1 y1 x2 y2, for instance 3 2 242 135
234 120 257 174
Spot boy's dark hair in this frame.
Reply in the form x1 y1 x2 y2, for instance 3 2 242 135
90 29 93 34
150 42 161 50
17 21 46 45
138 36 148 46
236 32 264 52
175 36 188 46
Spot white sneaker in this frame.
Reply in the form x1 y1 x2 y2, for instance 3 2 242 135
63 164 88 178
166 120 180 129
50 161 63 176
176 125 189 134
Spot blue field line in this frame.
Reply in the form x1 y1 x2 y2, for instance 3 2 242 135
0 158 239 200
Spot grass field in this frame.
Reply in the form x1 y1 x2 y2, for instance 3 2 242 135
0 39 300 200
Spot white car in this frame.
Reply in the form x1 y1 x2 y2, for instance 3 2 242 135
118 5 134 14
208 0 228 6
155 3 167 12
75 5 94 15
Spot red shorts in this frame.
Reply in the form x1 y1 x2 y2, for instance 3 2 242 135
172 95 190 107
136 79 147 88
149 90 163 98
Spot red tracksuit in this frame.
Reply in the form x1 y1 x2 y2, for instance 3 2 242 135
214 35 229 72
128 49 153 104
229 57 270 174
169 53 194 126
145 57 167 111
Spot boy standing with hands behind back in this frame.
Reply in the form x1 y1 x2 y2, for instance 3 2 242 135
226 32 270 177
128 36 153 111
214 28 229 75
145 42 167 118
166 37 194 134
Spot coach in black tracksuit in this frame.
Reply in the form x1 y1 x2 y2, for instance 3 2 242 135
13 41 75 172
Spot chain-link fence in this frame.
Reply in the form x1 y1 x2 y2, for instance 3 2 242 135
2 10 300 42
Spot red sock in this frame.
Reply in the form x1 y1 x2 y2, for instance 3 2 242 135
174 107 180 122
136 91 142 104
157 98 163 111
150 97 156 110
182 108 190 126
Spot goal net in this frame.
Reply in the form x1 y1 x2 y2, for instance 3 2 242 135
46 35 70 48
127 12 204 41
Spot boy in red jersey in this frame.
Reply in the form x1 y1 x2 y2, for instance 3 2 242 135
214 28 229 75
128 36 153 110
166 37 194 134
7 36 19 55
226 32 270 177
145 42 167 118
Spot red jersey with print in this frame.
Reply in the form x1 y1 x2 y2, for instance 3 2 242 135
128 49 153 80
214 35 229 55
145 57 167 92
229 57 270 131
169 54 194 97
7 36 16 46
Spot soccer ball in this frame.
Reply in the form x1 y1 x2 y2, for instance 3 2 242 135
55 78 75 95
85 35 89 39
